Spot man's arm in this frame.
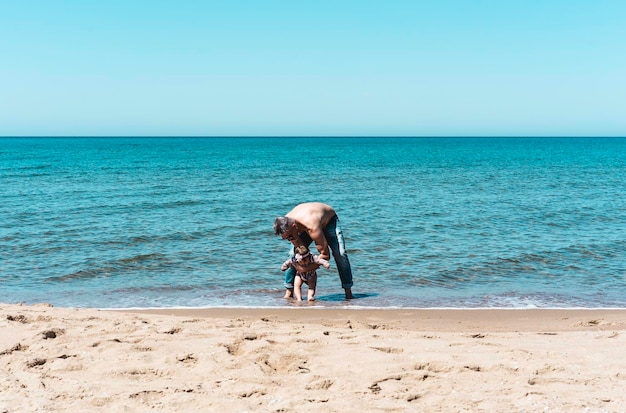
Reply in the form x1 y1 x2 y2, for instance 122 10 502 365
309 227 330 261
313 255 331 269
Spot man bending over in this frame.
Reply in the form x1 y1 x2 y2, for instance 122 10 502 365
274 202 354 300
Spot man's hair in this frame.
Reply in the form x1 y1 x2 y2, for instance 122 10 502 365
273 216 295 236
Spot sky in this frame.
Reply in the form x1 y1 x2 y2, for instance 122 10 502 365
1 1 625 137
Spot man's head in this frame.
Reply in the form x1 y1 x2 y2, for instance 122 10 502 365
274 216 298 241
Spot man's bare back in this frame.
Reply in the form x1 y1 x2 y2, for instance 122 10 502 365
286 203 336 253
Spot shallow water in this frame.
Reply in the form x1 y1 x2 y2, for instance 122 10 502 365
2 137 626 308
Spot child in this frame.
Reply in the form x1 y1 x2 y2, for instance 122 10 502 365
281 245 330 301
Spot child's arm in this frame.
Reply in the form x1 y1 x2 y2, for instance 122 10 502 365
281 259 293 271
312 255 331 269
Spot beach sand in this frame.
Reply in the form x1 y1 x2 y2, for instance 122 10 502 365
2 303 625 412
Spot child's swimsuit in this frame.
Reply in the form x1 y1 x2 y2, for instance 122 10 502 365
298 269 317 282
287 256 317 282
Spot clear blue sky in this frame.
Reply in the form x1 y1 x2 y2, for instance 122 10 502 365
1 1 624 136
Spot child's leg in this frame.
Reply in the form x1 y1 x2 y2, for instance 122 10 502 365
294 275 303 301
307 274 317 301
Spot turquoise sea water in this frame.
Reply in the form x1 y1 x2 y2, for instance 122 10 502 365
2 137 626 308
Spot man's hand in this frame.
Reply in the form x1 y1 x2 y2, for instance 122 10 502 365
314 255 331 269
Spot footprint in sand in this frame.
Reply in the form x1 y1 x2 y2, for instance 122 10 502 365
369 373 428 402
305 378 334 390
223 339 243 356
0 343 27 355
27 358 47 368
370 346 404 354
176 354 197 363
129 390 164 402
6 315 30 323
41 329 64 339
160 327 182 335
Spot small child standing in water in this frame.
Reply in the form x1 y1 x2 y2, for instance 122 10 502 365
281 245 330 301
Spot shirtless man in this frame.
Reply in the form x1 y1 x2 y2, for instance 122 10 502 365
274 202 354 299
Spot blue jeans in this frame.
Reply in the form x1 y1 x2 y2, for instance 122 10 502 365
284 216 353 290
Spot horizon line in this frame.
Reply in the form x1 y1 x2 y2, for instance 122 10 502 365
2 135 626 139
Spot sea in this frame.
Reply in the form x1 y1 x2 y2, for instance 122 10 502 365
2 137 626 309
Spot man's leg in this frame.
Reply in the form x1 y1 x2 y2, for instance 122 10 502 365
284 266 295 298
283 244 296 298
324 218 353 299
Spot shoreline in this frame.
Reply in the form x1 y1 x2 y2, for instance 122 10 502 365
3 303 626 411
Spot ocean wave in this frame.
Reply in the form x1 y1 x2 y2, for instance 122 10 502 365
46 253 170 282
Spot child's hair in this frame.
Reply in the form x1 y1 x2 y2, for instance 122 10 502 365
294 245 310 256
294 245 312 262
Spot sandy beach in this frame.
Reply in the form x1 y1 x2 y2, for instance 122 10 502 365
2 304 625 412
